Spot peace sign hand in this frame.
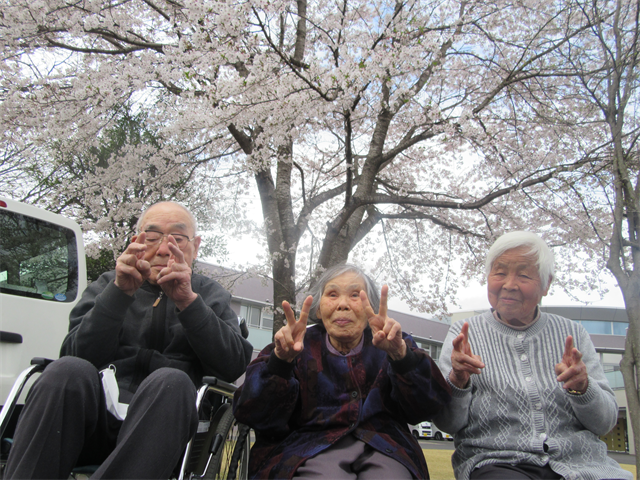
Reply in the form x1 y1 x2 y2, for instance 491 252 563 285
555 336 588 394
361 285 406 361
449 322 485 389
274 296 313 363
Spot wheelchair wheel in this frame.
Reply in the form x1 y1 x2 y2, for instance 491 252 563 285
227 424 250 479
202 404 249 480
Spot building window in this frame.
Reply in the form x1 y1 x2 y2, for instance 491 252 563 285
612 322 628 336
416 341 441 363
600 352 624 389
580 320 613 335
240 304 273 330
262 311 274 330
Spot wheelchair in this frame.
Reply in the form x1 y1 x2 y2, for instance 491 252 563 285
0 358 250 480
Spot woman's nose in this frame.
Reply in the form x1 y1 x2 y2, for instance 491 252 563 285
337 296 350 310
502 273 518 289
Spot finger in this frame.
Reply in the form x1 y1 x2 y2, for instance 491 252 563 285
453 356 484 374
386 320 402 341
137 259 151 278
298 296 313 327
282 300 298 326
451 333 465 352
281 325 295 349
453 351 485 369
556 369 573 383
554 362 567 377
122 243 147 258
360 290 376 319
372 330 387 346
570 347 583 365
563 336 573 360
274 331 289 353
379 285 388 319
461 322 470 346
133 232 146 245
117 264 143 281
167 240 185 263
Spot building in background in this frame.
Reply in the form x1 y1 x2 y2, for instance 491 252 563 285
199 262 632 454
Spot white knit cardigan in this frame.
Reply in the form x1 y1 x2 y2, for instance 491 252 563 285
434 311 632 480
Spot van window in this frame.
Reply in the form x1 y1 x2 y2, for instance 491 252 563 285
0 209 79 302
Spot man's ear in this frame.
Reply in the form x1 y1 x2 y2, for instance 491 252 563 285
542 275 552 296
193 236 202 257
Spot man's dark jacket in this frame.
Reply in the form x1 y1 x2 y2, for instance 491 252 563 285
61 271 252 400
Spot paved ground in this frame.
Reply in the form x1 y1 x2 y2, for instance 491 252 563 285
0 440 636 480
417 439 636 465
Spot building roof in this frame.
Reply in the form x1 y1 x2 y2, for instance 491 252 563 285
197 262 273 305
540 305 629 322
388 310 451 344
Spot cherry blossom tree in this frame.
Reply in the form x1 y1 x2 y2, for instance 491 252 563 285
549 0 640 467
0 0 623 333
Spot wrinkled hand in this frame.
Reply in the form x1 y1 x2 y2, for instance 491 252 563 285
361 285 406 361
114 232 151 296
449 322 485 389
555 336 588 394
274 296 312 362
156 238 197 310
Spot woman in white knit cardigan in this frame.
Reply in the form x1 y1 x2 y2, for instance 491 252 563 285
434 231 631 480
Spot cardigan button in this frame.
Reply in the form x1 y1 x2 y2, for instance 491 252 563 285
351 391 358 398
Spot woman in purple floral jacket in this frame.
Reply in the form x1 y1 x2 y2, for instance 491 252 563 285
233 264 451 479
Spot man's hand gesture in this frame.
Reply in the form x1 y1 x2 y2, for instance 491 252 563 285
449 322 485 389
362 285 406 361
274 296 313 363
555 336 588 394
114 232 151 297
156 238 197 311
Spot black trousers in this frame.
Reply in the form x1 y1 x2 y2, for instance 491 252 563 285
5 356 198 479
470 463 563 479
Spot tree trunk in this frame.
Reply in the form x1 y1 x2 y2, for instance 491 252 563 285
619 277 640 470
254 165 298 338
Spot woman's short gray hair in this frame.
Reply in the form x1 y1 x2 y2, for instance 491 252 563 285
485 231 555 290
307 264 380 322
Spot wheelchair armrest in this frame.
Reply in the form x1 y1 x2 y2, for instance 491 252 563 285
30 357 55 367
0 358 53 439
201 376 237 399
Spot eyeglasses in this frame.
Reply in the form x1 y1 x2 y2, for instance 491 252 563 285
142 230 195 250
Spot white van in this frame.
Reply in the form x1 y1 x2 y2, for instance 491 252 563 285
409 421 453 441
0 197 86 404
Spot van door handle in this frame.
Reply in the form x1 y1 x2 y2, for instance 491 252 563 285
0 331 23 344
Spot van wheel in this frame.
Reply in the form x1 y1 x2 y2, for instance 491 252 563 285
434 432 443 441
412 431 419 439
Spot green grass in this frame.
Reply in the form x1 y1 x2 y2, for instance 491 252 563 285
423 449 455 480
422 449 637 480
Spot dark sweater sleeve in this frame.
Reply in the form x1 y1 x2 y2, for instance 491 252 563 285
60 272 135 367
177 275 253 382
233 346 300 437
386 334 452 425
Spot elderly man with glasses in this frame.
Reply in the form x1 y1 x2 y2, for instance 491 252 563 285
5 201 253 480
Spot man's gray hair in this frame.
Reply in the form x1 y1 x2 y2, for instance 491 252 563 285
135 201 198 236
307 264 380 322
485 231 555 290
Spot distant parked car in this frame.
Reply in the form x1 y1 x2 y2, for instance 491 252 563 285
409 421 453 441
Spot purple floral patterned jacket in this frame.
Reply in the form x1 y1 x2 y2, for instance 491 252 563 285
232 323 451 479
